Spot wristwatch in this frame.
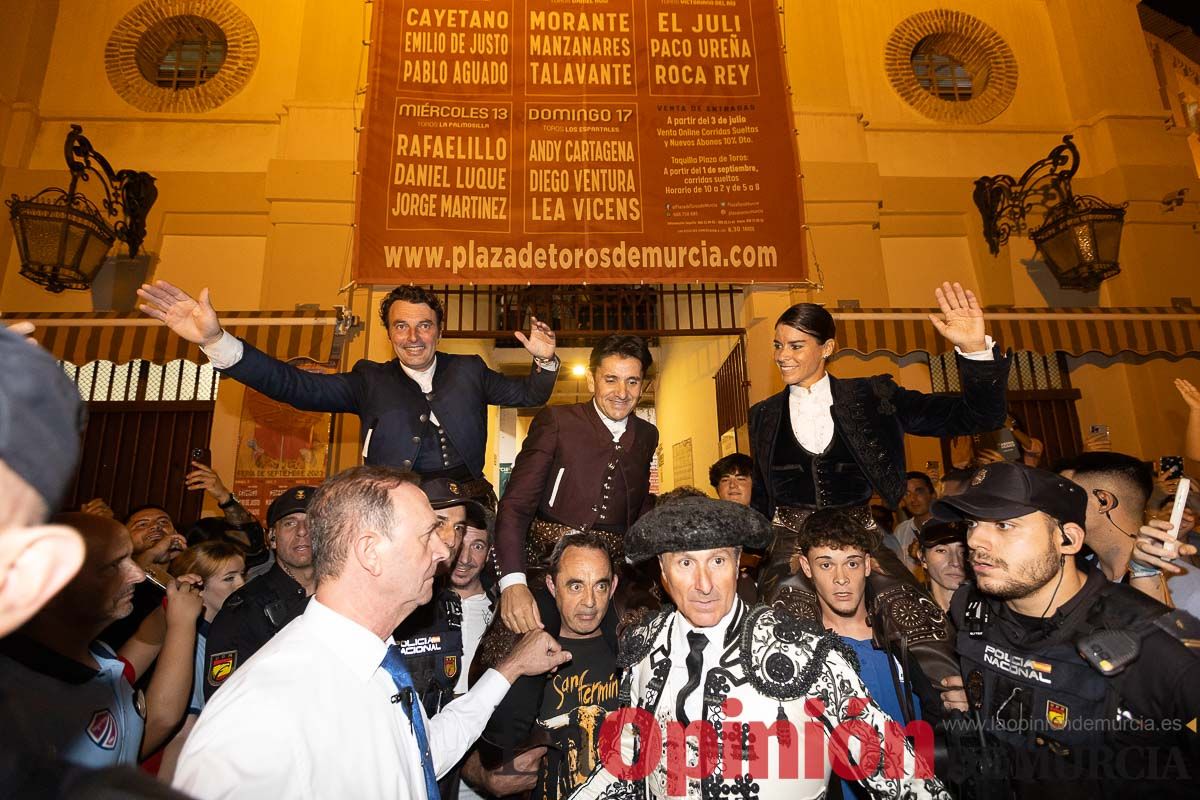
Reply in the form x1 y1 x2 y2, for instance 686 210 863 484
534 354 560 369
218 493 239 510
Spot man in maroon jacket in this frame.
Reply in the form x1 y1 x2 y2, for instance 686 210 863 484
496 335 657 633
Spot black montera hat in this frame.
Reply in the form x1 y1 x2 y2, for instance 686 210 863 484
0 326 85 512
267 485 317 527
625 496 771 563
932 461 1087 528
419 477 489 529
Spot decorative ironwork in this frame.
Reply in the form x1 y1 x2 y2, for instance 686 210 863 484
7 124 157 292
973 135 1127 291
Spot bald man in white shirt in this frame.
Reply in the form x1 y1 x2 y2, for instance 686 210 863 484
174 466 570 800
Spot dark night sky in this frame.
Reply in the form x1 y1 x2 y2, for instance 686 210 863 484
1144 0 1200 36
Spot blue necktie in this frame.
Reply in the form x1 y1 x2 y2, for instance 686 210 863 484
382 645 440 800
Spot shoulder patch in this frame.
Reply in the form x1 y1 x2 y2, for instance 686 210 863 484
740 604 860 701
86 709 119 750
207 650 237 687
617 606 673 669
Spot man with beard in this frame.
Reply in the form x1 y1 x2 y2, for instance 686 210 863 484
935 462 1200 799
497 335 657 633
202 485 315 698
395 478 494 719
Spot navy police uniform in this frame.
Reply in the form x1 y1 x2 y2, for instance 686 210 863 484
935 462 1200 799
202 486 314 699
201 563 307 700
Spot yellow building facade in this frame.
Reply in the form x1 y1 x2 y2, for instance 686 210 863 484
2 0 1198 506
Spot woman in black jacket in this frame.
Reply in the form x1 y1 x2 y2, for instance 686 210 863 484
750 282 1011 684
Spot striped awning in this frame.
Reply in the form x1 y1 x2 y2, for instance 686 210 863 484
832 307 1200 358
1 310 344 366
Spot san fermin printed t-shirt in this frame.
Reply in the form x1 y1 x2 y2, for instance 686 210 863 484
535 636 619 800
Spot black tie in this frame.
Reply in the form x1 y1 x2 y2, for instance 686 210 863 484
676 631 709 726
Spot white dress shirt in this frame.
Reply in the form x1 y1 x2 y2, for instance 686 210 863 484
402 358 441 425
200 329 244 369
787 337 997 453
454 593 493 694
593 399 628 442
174 597 511 800
670 600 740 725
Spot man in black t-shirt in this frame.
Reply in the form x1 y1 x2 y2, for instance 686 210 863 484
463 532 619 800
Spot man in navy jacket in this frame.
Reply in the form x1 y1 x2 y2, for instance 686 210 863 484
138 282 559 500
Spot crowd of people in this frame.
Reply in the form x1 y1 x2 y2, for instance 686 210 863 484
0 278 1197 799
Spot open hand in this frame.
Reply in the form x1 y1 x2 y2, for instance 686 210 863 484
929 282 987 353
513 316 556 361
137 281 223 346
1176 379 1200 412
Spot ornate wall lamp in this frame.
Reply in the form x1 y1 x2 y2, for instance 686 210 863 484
974 135 1127 291
7 124 157 293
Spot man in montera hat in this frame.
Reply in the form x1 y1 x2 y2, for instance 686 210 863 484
568 496 949 800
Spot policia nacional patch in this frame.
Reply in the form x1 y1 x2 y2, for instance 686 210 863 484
208 650 237 687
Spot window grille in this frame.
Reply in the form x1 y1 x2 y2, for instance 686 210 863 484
61 360 220 402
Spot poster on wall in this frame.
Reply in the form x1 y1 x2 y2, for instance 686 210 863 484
355 0 807 285
230 360 334 520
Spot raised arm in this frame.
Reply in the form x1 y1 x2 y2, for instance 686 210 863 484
496 408 561 632
142 575 205 758
138 281 224 347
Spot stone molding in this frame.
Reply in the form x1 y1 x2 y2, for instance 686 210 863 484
105 0 258 113
885 9 1018 124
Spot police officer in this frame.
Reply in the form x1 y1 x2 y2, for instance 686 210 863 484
394 478 494 717
202 485 314 699
934 462 1200 799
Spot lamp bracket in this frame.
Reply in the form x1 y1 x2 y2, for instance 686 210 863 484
973 135 1080 255
62 124 157 257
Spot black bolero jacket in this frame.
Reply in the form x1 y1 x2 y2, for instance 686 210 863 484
221 340 557 478
749 346 1011 515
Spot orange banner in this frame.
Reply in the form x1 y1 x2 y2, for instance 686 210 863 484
354 0 806 285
